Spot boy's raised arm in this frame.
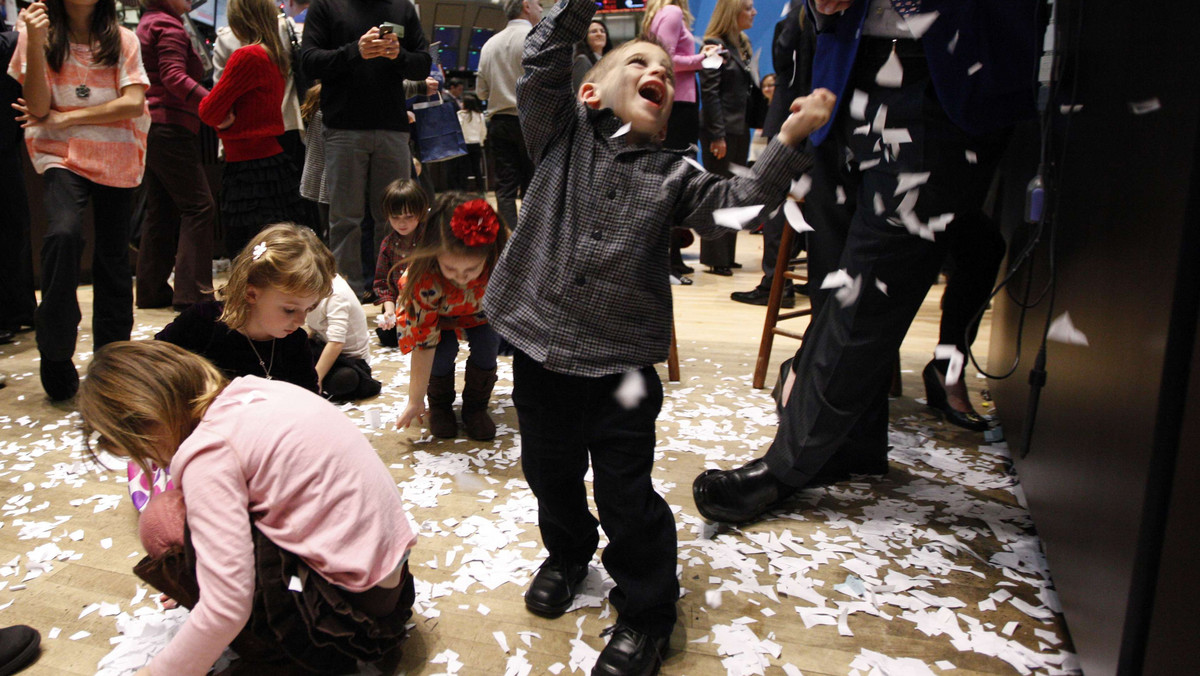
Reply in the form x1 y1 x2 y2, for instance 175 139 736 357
516 0 594 161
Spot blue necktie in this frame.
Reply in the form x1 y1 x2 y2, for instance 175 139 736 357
891 0 922 16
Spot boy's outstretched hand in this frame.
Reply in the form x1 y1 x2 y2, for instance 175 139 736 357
777 89 837 148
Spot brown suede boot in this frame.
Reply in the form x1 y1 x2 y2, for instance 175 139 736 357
426 374 458 438
461 363 498 441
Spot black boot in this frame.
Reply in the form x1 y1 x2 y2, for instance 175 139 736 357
461 363 498 441
426 374 458 438
692 458 796 524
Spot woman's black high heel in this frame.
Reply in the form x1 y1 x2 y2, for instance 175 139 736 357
922 361 990 432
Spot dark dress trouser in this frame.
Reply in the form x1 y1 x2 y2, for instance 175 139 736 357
137 123 217 308
513 350 679 639
699 131 750 268
764 39 1008 486
486 114 533 231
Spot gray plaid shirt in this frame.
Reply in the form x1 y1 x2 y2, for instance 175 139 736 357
484 0 814 378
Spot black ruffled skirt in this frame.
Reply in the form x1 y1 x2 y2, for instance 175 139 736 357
221 152 309 256
133 525 413 673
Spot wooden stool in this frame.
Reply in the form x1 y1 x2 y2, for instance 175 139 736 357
752 224 812 389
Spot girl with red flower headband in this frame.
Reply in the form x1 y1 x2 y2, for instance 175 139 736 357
394 193 509 441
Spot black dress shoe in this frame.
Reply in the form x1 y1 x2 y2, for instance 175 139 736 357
40 358 79 402
671 263 694 276
525 559 588 618
692 459 796 524
922 361 990 432
592 625 668 676
731 261 743 269
0 330 13 345
0 625 40 675
730 288 795 308
705 267 733 277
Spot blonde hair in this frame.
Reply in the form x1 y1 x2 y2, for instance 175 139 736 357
217 223 336 330
227 0 290 77
705 0 752 61
642 0 693 36
581 36 673 92
78 341 228 478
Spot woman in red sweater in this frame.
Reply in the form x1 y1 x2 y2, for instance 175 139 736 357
136 0 217 311
198 0 305 257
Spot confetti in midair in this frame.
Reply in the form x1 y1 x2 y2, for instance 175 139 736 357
1129 98 1162 115
850 89 869 120
876 49 904 88
933 344 965 387
1046 311 1090 346
712 205 765 230
614 370 647 409
784 200 812 233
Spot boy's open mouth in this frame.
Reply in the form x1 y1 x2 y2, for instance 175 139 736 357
639 82 665 106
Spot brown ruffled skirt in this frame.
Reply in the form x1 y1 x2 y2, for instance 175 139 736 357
133 525 413 673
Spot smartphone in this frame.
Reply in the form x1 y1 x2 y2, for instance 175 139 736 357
379 22 404 38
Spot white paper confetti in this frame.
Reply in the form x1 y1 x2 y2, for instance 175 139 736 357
850 89 869 120
784 200 812 233
712 205 765 230
610 122 631 139
876 49 904 88
790 175 812 201
933 345 965 387
1129 98 1162 115
614 370 647 410
702 54 724 69
903 11 940 39
1046 311 1089 346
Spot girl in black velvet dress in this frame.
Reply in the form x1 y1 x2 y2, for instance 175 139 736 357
125 223 336 511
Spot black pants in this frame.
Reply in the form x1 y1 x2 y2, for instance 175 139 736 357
0 146 35 329
512 351 678 638
939 210 1007 355
764 38 1008 486
486 114 533 230
754 206 805 294
665 101 699 271
699 131 751 268
137 123 217 308
37 168 135 361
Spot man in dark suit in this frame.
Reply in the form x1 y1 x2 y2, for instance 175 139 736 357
694 0 1039 523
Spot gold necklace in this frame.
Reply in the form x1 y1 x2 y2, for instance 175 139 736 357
244 334 276 379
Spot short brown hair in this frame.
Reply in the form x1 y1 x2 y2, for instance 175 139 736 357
78 341 228 478
581 36 673 91
217 223 336 330
381 178 431 221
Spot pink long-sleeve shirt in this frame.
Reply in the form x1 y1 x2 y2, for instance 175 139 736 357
648 5 706 104
149 377 415 676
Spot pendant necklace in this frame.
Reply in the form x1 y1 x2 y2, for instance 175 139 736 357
245 334 276 379
73 38 93 99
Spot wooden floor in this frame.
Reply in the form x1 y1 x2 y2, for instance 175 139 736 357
0 231 1080 675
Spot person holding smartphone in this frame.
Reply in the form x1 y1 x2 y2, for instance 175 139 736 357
300 0 430 301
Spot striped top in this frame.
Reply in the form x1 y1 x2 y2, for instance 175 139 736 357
6 27 150 188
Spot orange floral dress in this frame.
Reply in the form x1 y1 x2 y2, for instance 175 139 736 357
396 268 491 353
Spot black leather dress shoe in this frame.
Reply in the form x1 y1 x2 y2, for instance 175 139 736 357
525 559 589 618
730 288 795 308
705 267 733 277
692 459 796 524
922 361 990 432
592 625 668 676
0 329 13 345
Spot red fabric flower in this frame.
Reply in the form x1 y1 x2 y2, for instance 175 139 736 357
450 199 501 247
